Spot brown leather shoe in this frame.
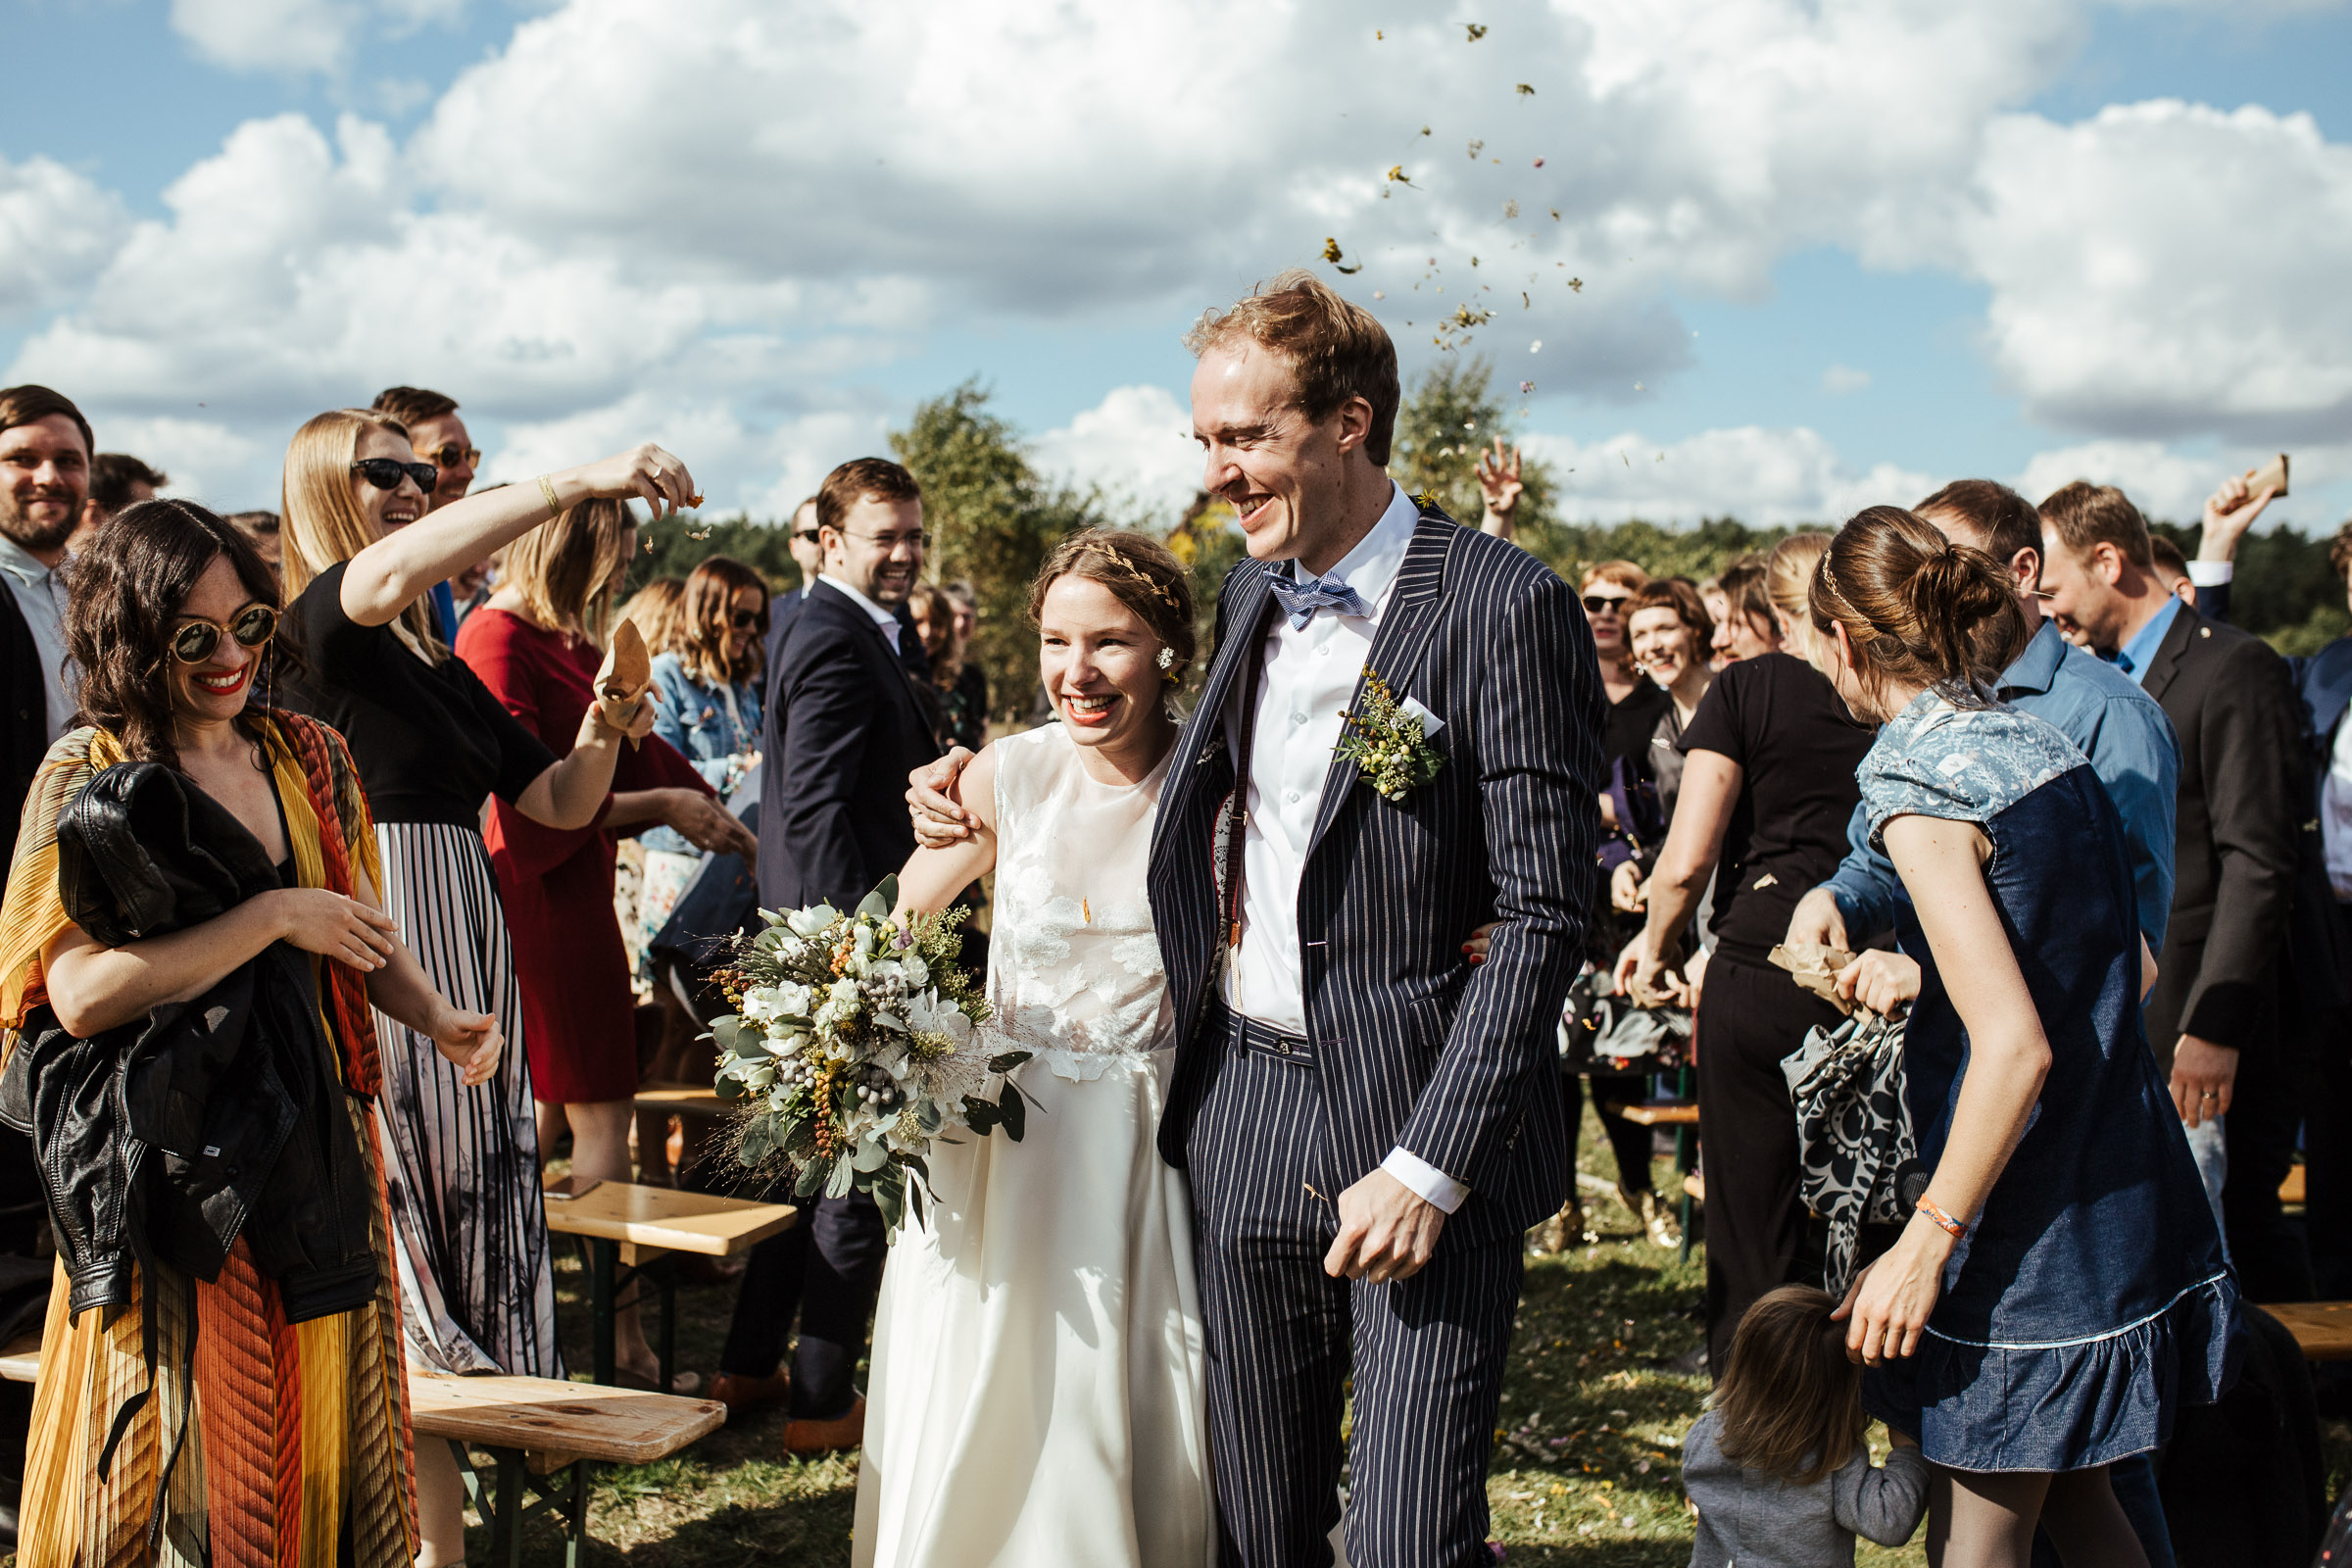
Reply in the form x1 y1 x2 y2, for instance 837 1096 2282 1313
708 1366 791 1415
782 1395 866 1456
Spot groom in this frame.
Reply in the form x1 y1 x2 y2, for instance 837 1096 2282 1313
1151 273 1603 1565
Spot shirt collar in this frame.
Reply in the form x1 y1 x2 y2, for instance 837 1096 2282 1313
1288 480 1419 609
2114 593 2182 684
1998 618 2068 698
817 572 899 630
0 535 58 586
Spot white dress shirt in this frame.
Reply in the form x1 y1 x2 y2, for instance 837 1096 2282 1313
2324 714 2352 903
0 536 74 741
1221 482 1469 1213
818 573 901 653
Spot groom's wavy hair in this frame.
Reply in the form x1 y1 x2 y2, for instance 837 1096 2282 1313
1185 270 1400 466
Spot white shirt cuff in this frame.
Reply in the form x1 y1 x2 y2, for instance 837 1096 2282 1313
2187 560 2233 586
1382 1148 1470 1213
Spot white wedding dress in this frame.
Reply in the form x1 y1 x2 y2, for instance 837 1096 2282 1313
853 722 1214 1568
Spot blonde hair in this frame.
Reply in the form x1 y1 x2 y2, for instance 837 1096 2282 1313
500 497 634 647
615 577 687 657
281 408 445 662
1766 533 1832 622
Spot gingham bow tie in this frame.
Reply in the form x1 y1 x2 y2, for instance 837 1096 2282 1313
1268 572 1373 629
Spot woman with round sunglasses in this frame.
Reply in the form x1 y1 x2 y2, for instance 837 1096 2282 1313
276 407 683 1565
0 500 502 1562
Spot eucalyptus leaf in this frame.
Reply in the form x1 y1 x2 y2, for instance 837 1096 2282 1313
856 879 895 922
988 1051 1032 1073
795 1160 826 1199
999 1088 1025 1143
873 1169 904 1232
715 1074 747 1103
825 1155 857 1200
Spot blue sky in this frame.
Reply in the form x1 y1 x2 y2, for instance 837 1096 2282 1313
6 0 2350 531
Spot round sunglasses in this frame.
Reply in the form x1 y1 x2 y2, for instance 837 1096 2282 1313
424 443 482 469
351 457 440 492
172 603 279 664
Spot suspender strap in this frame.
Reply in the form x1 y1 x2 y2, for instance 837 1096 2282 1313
1222 596 1276 949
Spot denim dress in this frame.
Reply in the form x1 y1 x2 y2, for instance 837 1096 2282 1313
644 651 761 856
1860 692 2236 1472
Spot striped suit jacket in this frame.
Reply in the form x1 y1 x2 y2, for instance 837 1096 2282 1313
1148 501 1606 1242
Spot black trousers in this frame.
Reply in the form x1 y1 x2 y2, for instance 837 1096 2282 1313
2224 1029 2315 1305
717 1190 888 1418
1566 1071 1657 1195
1694 956 1843 1373
1188 1008 1518 1568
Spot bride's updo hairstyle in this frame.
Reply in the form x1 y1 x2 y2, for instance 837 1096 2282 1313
1808 505 2030 707
1027 530 1199 687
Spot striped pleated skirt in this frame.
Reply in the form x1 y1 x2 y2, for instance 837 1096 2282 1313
370 821 560 1377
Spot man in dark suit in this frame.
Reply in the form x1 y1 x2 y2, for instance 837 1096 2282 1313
2040 479 2309 1300
711 459 939 1451
761 495 823 671
1147 273 1603 1565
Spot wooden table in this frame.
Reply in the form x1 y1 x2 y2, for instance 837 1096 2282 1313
632 1080 729 1117
2263 1300 2352 1361
543 1180 798 1390
417 1373 724 1567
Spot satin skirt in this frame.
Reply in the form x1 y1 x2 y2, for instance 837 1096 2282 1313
853 1049 1213 1568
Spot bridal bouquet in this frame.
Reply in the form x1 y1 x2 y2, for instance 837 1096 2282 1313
709 877 1030 1230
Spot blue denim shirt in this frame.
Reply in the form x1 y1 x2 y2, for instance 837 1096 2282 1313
643 650 761 855
1820 619 2180 947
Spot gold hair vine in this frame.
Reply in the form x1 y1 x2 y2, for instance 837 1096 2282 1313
1083 541 1183 612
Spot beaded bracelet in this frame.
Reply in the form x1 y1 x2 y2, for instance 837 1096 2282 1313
1917 1194 1968 1238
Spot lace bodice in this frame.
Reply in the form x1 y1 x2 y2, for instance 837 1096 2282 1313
986 723 1175 1078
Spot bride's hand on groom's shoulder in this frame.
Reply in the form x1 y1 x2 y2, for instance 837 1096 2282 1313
907 747 978 847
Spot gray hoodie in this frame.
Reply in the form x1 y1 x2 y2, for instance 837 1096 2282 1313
1681 1407 1928 1567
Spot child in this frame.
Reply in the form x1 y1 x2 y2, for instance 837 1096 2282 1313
1683 1285 1928 1566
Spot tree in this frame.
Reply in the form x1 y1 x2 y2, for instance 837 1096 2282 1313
1390 356 1557 529
891 381 1104 721
626 514 805 596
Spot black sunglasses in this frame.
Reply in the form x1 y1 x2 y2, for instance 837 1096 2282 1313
352 458 439 492
730 609 766 630
794 528 822 544
172 603 278 664
1583 594 1632 614
424 443 481 469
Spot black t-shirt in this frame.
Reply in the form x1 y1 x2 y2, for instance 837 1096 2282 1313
1677 652 1873 968
1603 676 1672 775
278 562 557 826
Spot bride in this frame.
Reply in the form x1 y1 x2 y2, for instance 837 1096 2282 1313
852 531 1214 1568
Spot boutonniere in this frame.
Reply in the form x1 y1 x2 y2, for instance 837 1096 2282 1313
1338 670 1445 802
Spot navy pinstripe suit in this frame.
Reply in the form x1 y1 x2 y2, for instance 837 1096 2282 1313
1147 501 1605 1565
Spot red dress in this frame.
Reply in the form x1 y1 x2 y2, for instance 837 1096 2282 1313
456 608 714 1103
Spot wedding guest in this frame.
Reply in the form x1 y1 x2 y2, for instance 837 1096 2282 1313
941 579 990 742
71 451 164 552
2292 519 2352 1300
1816 506 2232 1565
763 494 824 670
447 552 496 632
226 509 283 582
1475 435 1528 540
2183 463 2287 628
721 458 939 1447
0 386 90 871
1682 1286 1927 1567
2149 535 2199 609
458 497 753 1394
1 500 502 1564
2038 479 2308 1300
371 385 480 639
1622 577 1716 879
277 408 692 1558
1710 555 1780 664
642 556 767 945
907 582 984 752
1616 532 1870 1375
616 574 689 656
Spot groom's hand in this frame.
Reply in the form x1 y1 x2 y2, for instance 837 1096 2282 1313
906 747 978 847
1325 1169 1446 1283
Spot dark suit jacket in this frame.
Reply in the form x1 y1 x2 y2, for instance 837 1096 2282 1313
758 580 940 913
0 586 49 874
762 583 814 676
2141 604 2303 1070
1147 503 1606 1243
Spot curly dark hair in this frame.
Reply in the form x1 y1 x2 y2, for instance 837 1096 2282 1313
66 498 287 767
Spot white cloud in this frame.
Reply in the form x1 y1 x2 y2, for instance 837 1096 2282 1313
90 416 263 510
1525 424 1936 525
0 155 130 317
170 0 464 74
1958 101 2352 442
1033 386 1200 515
1822 365 1871 394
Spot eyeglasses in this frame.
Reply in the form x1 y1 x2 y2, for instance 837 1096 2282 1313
843 529 929 552
423 443 481 470
351 458 439 492
729 609 766 630
1582 594 1632 614
172 603 278 664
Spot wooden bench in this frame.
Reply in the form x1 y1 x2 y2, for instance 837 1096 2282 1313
414 1372 724 1567
544 1180 798 1389
2263 1300 2352 1362
1619 1100 1701 1127
0 1341 721 1565
632 1080 728 1118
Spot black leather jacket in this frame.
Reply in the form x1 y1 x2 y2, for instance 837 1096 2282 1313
0 760 378 1323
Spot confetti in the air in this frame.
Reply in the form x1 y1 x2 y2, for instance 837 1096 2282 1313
1465 23 1488 40
1534 157 1546 168
1516 83 1536 95
1530 340 1543 353
1467 139 1484 159
1520 380 1536 393
1321 237 1363 274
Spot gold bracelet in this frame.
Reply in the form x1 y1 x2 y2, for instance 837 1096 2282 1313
537 475 563 518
